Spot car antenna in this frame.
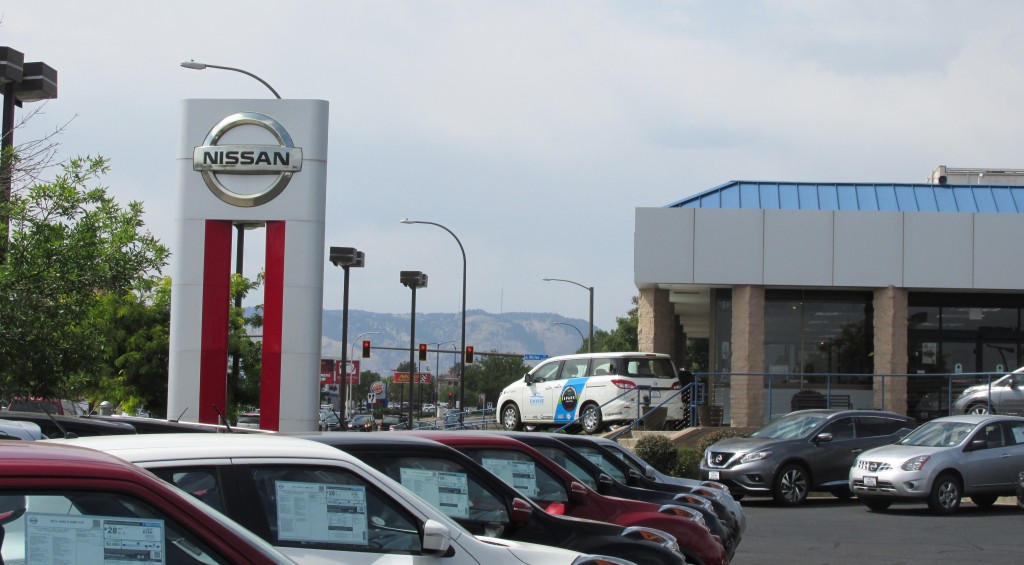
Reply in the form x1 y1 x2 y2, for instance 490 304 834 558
171 407 188 423
211 404 234 433
42 409 77 439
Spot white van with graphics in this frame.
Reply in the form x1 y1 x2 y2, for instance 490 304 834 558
497 353 689 434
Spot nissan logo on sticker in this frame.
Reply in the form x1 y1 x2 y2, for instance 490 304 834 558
193 111 303 207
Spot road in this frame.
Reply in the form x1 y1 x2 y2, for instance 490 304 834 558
731 496 1023 564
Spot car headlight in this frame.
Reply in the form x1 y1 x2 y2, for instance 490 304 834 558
739 449 772 464
901 455 931 472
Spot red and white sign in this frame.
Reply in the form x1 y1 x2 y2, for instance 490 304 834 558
392 372 432 384
320 359 360 385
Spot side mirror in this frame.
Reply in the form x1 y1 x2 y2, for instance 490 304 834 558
645 465 657 480
626 469 643 485
965 439 987 452
1009 377 1019 390
421 519 452 555
510 497 533 524
524 373 533 385
569 481 589 505
597 473 614 494
813 432 833 444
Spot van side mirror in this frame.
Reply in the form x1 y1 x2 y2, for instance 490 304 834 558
523 373 532 385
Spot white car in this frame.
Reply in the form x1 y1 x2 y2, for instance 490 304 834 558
50 434 629 565
497 353 689 434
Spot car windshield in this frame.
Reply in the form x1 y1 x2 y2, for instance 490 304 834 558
351 415 371 423
750 413 827 439
898 420 976 447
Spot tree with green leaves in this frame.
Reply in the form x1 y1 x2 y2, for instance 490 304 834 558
463 352 530 409
0 156 168 401
588 296 640 353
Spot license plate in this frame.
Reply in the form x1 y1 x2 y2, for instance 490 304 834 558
708 471 720 480
864 476 877 487
651 390 661 398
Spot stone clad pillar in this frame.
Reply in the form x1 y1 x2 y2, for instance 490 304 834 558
639 288 675 354
730 285 765 427
873 286 908 414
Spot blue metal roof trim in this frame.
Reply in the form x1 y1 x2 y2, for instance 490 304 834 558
666 181 1024 214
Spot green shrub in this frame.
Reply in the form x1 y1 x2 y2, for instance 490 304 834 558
633 435 679 475
674 446 702 479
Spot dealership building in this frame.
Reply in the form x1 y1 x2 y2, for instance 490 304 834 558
634 167 1024 426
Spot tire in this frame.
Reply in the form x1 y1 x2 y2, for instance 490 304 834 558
966 403 991 415
862 496 892 512
970 494 998 508
927 474 962 515
580 402 604 434
772 464 810 506
501 403 522 431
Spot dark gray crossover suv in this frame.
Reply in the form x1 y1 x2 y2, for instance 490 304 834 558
700 409 915 506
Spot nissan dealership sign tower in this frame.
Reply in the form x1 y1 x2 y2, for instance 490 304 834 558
169 99 329 431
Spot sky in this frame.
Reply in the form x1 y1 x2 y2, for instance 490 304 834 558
3 1 1024 332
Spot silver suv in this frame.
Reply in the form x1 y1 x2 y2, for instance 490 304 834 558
952 367 1024 416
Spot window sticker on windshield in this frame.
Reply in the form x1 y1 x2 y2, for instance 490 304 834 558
25 513 165 564
481 458 538 497
400 468 470 518
275 481 368 545
583 452 605 466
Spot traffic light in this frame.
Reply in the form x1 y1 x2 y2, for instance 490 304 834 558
448 391 453 403
418 343 428 362
361 340 371 358
465 345 475 364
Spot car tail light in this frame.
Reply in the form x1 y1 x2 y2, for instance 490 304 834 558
611 379 636 389
544 502 566 515
671 381 682 389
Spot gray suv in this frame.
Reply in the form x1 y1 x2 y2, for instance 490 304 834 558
700 409 915 506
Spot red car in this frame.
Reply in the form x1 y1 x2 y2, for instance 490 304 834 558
405 430 728 565
0 441 292 564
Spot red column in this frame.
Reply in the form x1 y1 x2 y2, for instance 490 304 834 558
261 221 286 430
199 220 232 424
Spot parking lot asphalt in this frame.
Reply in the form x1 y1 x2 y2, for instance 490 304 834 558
731 496 1022 564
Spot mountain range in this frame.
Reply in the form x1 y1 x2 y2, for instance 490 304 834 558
319 309 598 375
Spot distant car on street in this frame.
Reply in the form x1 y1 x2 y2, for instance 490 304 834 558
347 413 378 432
850 414 1024 514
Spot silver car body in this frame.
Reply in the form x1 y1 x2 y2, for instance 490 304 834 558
952 368 1024 416
850 415 1024 512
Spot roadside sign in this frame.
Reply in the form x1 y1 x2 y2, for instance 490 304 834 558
523 354 549 361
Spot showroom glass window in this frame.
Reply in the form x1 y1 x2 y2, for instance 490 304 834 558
763 290 873 386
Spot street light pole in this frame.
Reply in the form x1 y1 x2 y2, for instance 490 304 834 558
553 322 586 351
1 47 58 263
543 278 594 353
401 219 467 415
400 270 428 428
330 247 365 428
180 60 282 99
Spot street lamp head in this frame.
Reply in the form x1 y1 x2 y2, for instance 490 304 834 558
400 270 428 289
180 60 207 70
400 219 417 225
329 246 365 269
